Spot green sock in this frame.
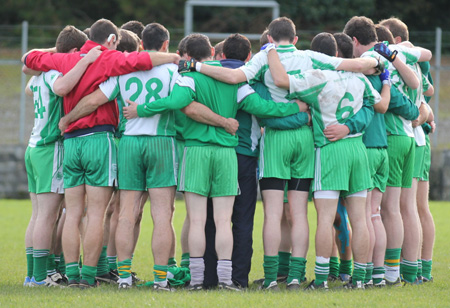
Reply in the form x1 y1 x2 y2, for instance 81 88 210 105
118 259 132 279
263 255 279 288
421 259 432 280
66 262 80 282
154 264 168 283
55 255 61 268
352 262 366 285
365 262 374 283
372 266 385 284
168 257 177 268
33 249 49 282
401 259 418 283
278 251 291 277
385 248 401 270
26 247 33 278
417 259 422 278
314 257 329 285
107 255 117 271
339 259 352 276
58 253 66 274
96 246 109 276
81 265 97 285
329 257 339 277
180 253 190 269
47 254 57 276
287 257 307 283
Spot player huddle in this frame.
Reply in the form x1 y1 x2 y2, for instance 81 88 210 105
21 15 435 292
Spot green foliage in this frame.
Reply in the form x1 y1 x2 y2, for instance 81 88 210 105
1 199 450 306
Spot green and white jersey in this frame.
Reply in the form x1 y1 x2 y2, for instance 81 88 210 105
100 63 179 137
287 70 380 148
409 63 426 146
239 45 342 103
362 49 416 137
28 70 64 147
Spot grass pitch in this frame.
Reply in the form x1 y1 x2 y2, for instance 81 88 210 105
1 199 449 307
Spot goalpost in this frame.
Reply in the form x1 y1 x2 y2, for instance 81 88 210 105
184 0 280 40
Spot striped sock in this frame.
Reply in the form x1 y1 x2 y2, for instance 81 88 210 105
117 259 132 279
417 259 422 279
33 249 50 282
107 255 117 271
401 259 418 283
47 254 57 276
352 262 366 285
314 256 330 285
26 247 33 279
154 264 168 286
373 266 385 284
168 257 177 268
217 259 232 285
189 257 205 286
66 262 80 282
384 248 401 282
180 253 190 269
58 253 66 274
365 262 374 283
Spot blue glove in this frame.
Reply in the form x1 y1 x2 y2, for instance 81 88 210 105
374 42 398 62
261 43 276 53
379 68 390 85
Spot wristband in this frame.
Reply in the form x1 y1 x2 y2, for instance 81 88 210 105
195 62 202 72
382 79 391 87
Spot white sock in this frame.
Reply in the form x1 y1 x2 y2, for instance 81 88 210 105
217 260 232 285
384 265 399 282
189 257 205 286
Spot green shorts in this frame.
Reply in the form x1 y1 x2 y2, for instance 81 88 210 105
367 148 389 193
118 135 177 190
259 126 314 180
413 145 426 179
25 142 64 194
178 145 238 197
64 132 117 188
176 139 185 174
386 135 415 188
420 135 431 181
313 136 372 197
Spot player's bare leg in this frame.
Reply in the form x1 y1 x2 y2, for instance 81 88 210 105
371 188 387 286
417 180 434 281
24 193 38 284
365 190 376 285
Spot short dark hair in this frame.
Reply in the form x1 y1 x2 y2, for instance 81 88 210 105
185 33 212 61
83 27 90 39
121 20 145 39
260 29 269 47
310 32 337 57
343 16 377 45
223 34 251 62
333 32 353 59
214 41 224 60
117 29 140 52
56 26 88 53
375 24 395 44
379 17 409 42
142 23 169 51
90 18 120 45
268 17 296 43
177 35 191 57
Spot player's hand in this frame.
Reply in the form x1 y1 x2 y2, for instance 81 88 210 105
306 110 312 126
430 120 436 133
84 46 102 64
123 100 138 119
172 53 181 65
261 43 276 54
323 124 350 142
224 118 239 135
372 56 385 76
295 99 309 113
58 116 69 135
178 59 197 73
379 68 391 86
374 43 398 62
412 119 419 128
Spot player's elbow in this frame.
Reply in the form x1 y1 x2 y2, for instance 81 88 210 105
53 84 70 97
424 85 434 96
374 103 388 114
420 50 432 62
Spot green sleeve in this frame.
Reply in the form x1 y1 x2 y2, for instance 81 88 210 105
259 112 309 130
239 92 300 118
388 86 419 121
137 84 194 118
344 98 375 134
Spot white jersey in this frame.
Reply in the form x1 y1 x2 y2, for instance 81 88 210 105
28 70 63 147
100 63 179 136
239 44 343 103
410 63 426 146
288 69 381 147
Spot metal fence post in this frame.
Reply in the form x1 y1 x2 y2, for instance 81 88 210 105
19 20 28 145
433 27 441 148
